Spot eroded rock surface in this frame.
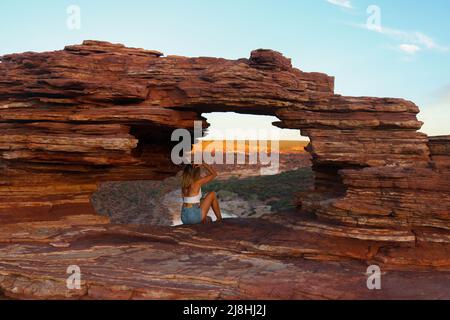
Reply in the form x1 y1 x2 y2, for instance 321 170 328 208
0 40 448 231
0 41 449 299
0 213 448 300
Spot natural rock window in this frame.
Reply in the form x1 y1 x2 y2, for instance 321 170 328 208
0 41 448 300
92 112 313 226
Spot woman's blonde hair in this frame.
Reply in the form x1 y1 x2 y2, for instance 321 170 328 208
182 165 201 192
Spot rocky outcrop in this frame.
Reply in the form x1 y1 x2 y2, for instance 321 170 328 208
0 40 448 232
0 213 449 300
0 41 449 299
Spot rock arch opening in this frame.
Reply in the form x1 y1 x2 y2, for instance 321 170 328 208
0 41 448 233
92 112 315 226
199 112 308 169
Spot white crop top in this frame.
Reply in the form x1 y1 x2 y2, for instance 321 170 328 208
183 188 202 204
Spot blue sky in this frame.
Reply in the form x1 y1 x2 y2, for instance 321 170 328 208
0 0 449 139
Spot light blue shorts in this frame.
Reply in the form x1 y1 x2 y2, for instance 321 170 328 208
181 205 202 225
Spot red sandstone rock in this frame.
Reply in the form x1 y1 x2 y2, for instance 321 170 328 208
1 40 446 232
0 213 448 300
0 41 449 300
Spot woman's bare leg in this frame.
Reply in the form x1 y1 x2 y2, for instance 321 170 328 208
200 192 222 222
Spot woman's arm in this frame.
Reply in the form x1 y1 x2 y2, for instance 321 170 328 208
195 163 217 186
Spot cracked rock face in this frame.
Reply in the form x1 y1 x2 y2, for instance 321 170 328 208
0 213 449 300
0 40 448 230
0 41 449 300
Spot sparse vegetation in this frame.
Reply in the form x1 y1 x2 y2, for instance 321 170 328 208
203 168 314 212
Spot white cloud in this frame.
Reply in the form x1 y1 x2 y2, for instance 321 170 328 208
399 44 420 55
327 0 353 9
351 23 449 53
375 27 448 52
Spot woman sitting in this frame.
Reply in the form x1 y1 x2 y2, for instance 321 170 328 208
181 163 222 225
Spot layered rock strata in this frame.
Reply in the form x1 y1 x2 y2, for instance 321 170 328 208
1 41 449 300
0 213 449 300
0 40 448 233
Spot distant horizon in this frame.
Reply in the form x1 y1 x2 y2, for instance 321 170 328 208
192 140 309 154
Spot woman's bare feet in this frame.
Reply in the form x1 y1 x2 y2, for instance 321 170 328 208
202 216 213 224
